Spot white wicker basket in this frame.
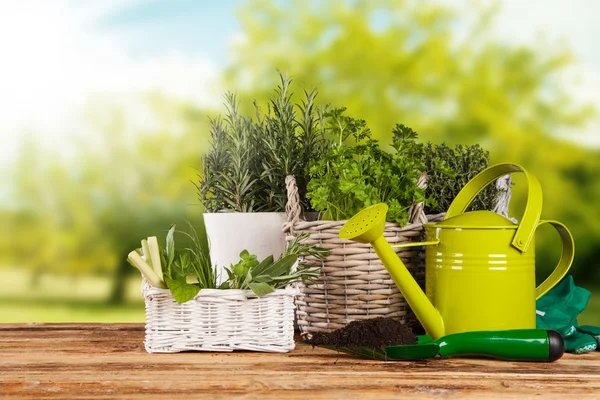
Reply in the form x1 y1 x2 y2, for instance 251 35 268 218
142 279 298 353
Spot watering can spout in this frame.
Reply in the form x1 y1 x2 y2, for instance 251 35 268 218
372 235 445 339
340 204 445 339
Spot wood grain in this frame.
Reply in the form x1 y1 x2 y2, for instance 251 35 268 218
1 324 600 399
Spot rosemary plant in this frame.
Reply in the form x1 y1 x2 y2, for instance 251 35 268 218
198 71 326 213
197 93 261 212
257 73 300 211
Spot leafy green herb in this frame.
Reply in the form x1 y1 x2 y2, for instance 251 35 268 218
159 222 217 304
178 221 215 289
219 237 328 297
248 282 275 296
164 275 201 304
282 233 329 266
306 108 428 224
164 224 175 272
140 221 329 302
196 94 260 212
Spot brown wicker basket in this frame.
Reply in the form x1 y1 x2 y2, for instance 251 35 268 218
282 174 513 334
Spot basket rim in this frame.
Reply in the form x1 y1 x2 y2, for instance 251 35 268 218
141 278 299 301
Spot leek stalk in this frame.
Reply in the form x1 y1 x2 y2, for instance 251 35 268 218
127 250 167 289
146 236 164 282
141 239 152 268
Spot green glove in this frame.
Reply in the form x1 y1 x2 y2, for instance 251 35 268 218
536 275 598 354
579 325 600 348
564 330 597 354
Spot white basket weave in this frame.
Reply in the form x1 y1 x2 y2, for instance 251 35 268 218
142 279 298 353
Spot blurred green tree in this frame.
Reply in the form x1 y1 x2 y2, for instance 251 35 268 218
226 0 600 282
7 95 210 302
4 0 600 312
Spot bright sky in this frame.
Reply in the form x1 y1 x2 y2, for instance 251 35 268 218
0 0 237 168
493 0 600 147
0 0 598 172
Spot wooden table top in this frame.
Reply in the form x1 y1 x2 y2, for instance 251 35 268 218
1 323 600 399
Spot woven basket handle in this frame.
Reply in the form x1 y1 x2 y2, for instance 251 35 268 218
407 173 428 225
493 174 513 221
425 174 514 221
283 175 301 235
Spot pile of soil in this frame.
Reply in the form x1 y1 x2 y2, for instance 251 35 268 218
306 317 417 349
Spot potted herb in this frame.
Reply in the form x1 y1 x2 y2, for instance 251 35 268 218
422 142 500 215
197 72 327 282
306 108 429 224
284 110 442 334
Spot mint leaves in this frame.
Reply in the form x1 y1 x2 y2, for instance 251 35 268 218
164 275 201 304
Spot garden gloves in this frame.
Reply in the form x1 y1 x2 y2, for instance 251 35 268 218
536 275 600 354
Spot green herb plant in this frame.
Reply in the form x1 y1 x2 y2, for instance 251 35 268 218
197 94 260 212
159 223 217 304
422 143 499 214
219 233 328 297
256 74 329 212
197 72 327 213
306 107 429 225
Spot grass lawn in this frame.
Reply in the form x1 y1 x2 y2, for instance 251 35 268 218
579 290 600 326
1 267 600 326
0 300 145 323
0 267 145 323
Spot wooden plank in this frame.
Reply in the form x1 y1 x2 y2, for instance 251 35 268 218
1 324 600 399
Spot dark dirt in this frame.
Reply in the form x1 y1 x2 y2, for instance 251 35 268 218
306 317 417 349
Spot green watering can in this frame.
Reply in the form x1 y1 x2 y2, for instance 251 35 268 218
339 163 575 340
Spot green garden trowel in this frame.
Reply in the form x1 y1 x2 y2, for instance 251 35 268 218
310 329 565 362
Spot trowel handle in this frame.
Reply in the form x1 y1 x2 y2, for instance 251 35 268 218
437 329 564 362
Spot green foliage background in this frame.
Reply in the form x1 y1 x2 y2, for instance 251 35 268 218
227 0 600 285
1 0 599 321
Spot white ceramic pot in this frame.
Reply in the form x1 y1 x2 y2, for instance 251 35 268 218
203 212 288 284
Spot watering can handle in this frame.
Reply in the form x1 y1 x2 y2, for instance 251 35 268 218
445 163 543 253
535 220 575 299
